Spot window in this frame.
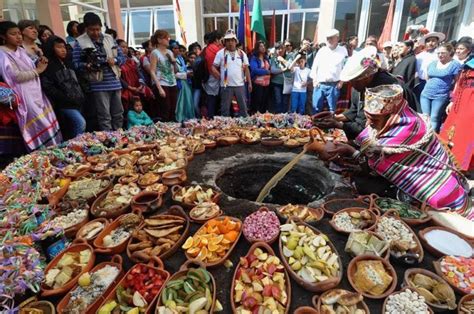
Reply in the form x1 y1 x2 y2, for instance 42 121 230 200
303 12 318 41
204 17 215 33
155 10 176 38
121 11 128 37
263 14 283 43
130 10 151 46
289 0 320 9
289 12 303 42
366 0 390 40
435 0 465 41
216 17 230 34
398 0 430 40
129 0 172 6
335 0 361 42
203 1 229 14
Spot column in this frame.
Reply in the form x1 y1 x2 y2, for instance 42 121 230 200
36 0 65 38
107 0 124 40
317 0 337 43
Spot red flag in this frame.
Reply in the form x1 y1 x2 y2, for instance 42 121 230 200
245 0 252 52
269 9 276 47
378 0 395 49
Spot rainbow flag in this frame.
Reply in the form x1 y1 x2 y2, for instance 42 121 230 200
237 0 252 53
175 0 187 46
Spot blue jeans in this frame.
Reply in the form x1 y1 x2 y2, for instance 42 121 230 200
193 88 201 118
272 83 289 113
312 83 340 113
60 108 86 138
291 91 306 115
420 95 448 133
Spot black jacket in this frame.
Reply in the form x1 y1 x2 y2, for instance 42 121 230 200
40 36 85 110
391 52 418 90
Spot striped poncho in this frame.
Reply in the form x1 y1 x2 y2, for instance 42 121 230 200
356 104 471 218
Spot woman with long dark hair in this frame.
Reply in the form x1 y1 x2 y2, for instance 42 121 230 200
249 40 271 114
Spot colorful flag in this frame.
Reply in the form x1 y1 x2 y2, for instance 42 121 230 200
175 0 187 46
269 9 276 47
237 0 252 53
251 0 266 41
378 0 395 49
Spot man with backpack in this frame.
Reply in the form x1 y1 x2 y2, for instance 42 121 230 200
201 31 223 118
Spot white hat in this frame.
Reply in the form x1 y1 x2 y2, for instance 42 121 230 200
223 29 238 42
326 29 340 38
419 32 446 45
340 46 379 82
383 41 393 48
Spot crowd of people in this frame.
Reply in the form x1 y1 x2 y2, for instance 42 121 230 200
0 12 472 158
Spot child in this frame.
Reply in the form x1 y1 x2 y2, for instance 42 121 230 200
127 97 154 129
290 56 311 114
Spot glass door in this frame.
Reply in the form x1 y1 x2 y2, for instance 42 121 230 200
129 10 152 47
154 8 176 39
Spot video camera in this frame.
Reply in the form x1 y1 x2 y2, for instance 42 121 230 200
80 47 108 72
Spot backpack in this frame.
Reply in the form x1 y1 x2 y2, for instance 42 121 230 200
193 47 210 84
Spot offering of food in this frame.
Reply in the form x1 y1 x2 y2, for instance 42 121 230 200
352 259 393 297
138 172 160 186
241 130 261 143
375 197 427 221
277 204 323 223
459 295 474 314
436 256 474 294
331 209 376 233
94 183 140 216
383 289 430 314
279 221 341 289
189 202 221 222
375 215 418 259
102 213 141 248
77 220 106 241
62 163 90 177
64 177 110 202
144 183 168 194
405 271 456 310
182 216 241 265
62 265 120 313
345 231 389 258
232 244 289 313
50 208 88 231
137 153 157 165
118 173 139 184
428 210 474 239
157 267 215 313
420 227 473 257
44 249 92 289
243 208 280 243
172 185 219 207
128 212 187 262
317 289 367 314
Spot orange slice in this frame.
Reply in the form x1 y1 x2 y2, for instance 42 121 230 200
208 242 219 252
224 230 239 242
187 247 200 257
196 247 208 261
182 237 194 250
210 234 224 245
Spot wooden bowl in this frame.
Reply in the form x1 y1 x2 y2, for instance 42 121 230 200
131 191 163 213
330 207 379 234
99 257 169 314
189 203 222 224
276 205 325 224
93 212 142 255
261 137 284 147
216 135 240 146
418 226 473 258
118 173 139 184
294 307 319 314
458 294 474 314
372 195 431 226
243 207 280 245
376 210 424 265
382 287 434 314
279 217 342 293
56 255 123 314
90 191 130 219
171 184 221 210
155 259 216 313
63 164 91 179
76 218 109 244
312 289 370 314
347 254 397 299
184 216 242 267
403 268 457 312
47 178 71 206
161 169 187 186
230 242 291 313
202 139 217 149
345 230 391 260
433 257 472 295
40 239 95 297
127 205 189 262
321 195 371 217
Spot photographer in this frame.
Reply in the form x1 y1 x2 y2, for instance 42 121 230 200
72 12 125 131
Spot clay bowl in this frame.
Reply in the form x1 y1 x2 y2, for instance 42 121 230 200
216 135 240 146
433 257 472 295
372 195 431 226
243 207 280 245
56 255 123 314
382 287 434 314
283 140 302 148
202 139 217 149
155 259 216 313
93 211 142 255
47 178 71 206
191 143 206 155
427 210 474 242
62 211 90 238
294 307 319 314
99 257 169 314
329 207 379 235
127 205 189 262
345 230 391 260
41 239 95 297
376 210 424 265
189 203 222 224
321 195 372 217
403 268 457 312
347 254 397 299
458 294 474 314
161 169 187 186
76 217 109 244
90 191 130 219
131 191 163 213
312 289 370 314
279 217 342 293
118 173 139 184
230 242 291 314
261 137 284 147
276 205 325 224
21 300 55 314
137 173 161 189
62 164 91 179
135 142 158 151
171 184 221 210
184 216 242 268
418 226 473 258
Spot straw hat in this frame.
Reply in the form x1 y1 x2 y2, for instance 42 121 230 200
364 84 404 116
419 32 446 45
340 46 379 82
223 29 238 42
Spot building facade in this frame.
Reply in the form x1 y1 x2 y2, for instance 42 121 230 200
1 0 472 47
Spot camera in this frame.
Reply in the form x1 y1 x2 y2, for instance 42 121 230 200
81 47 108 72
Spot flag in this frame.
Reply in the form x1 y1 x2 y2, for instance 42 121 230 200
175 0 187 46
377 0 395 49
251 0 266 41
269 9 276 47
237 0 252 53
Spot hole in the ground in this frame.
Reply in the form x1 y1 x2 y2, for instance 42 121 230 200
215 157 334 205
